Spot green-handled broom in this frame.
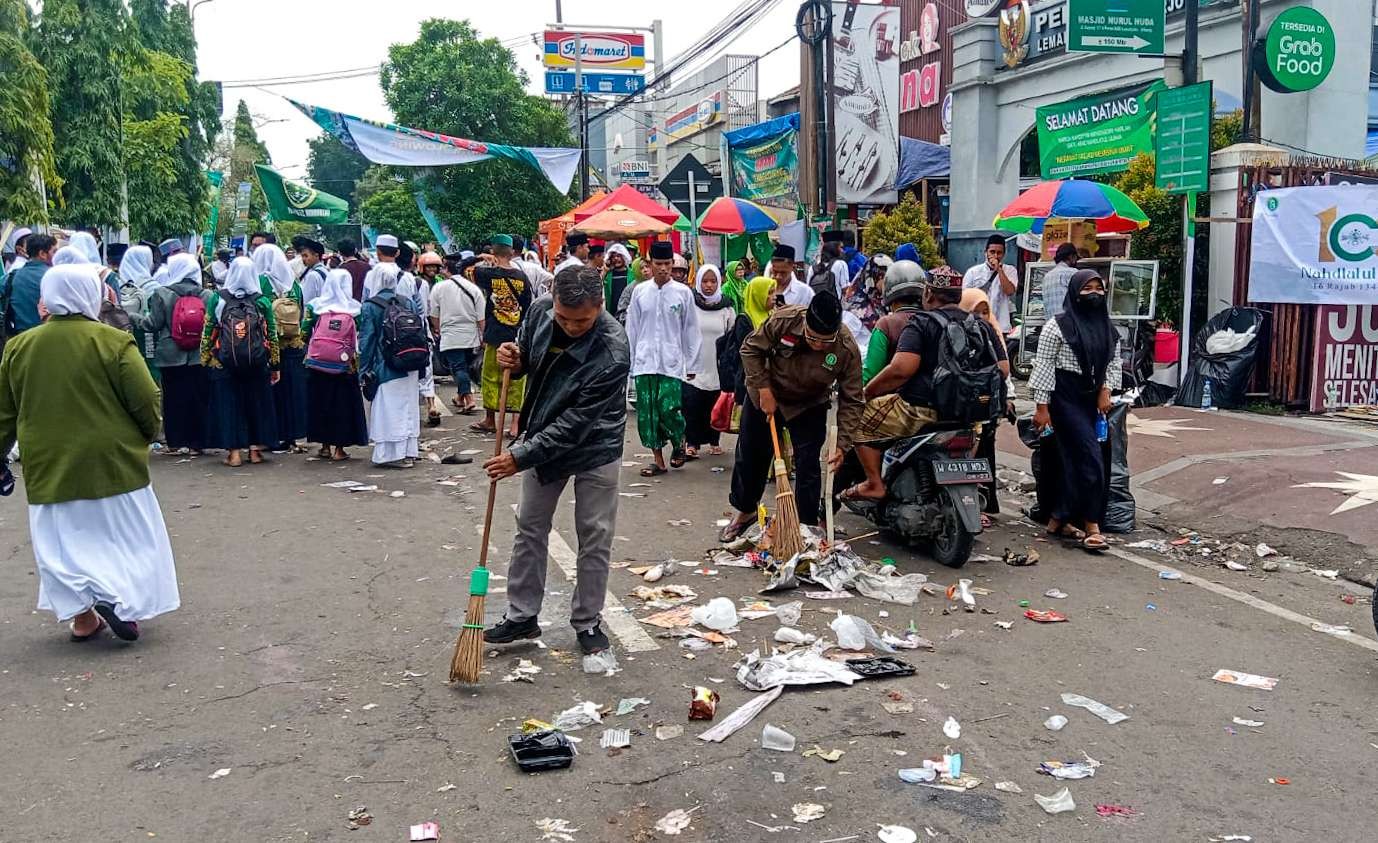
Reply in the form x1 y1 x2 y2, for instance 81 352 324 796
768 415 804 562
450 369 512 684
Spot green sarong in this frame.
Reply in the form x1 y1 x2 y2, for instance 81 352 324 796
481 344 525 412
634 374 685 451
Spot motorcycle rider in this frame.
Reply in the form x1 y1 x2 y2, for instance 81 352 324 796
841 267 1004 501
717 292 864 542
862 259 928 383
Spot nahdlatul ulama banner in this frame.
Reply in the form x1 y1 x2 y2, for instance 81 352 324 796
1249 185 1378 305
728 127 799 205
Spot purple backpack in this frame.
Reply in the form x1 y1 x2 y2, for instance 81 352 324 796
305 312 357 374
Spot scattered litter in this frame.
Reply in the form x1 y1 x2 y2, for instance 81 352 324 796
830 611 895 652
361 703 378 711
553 701 603 731
1024 610 1068 623
804 590 852 600
1212 477 1229 485
1061 693 1129 724
1095 804 1139 820
436 783 457 793
882 691 914 715
667 519 693 527
615 697 651 716
1044 715 1068 731
736 646 864 691
1269 777 1290 785
697 685 782 742
691 597 740 632
847 656 915 679
1255 542 1278 558
1039 755 1100 780
877 826 918 843
600 728 631 749
1126 539 1171 553
853 566 929 605
994 781 1023 794
639 605 697 628
208 768 231 780
501 659 542 683
1311 622 1352 636
535 818 579 841
629 584 696 608
1034 787 1076 814
653 807 699 836
458 448 482 456
969 553 1002 563
688 686 720 721
1342 594 1357 605
803 745 845 762
1212 669 1278 691
994 620 1014 630
774 627 817 645
1158 570 1183 580
882 630 935 650
656 724 683 740
775 601 803 626
409 821 441 841
762 723 796 752
943 717 961 739
582 650 620 676
639 563 670 583
1232 717 1264 728
510 731 576 772
347 484 379 493
320 480 363 488
1044 588 1068 599
1224 560 1248 571
1313 569 1339 580
389 490 406 498
347 806 373 829
792 803 826 824
772 771 786 783
945 579 976 610
1003 548 1039 567
1208 837 1252 842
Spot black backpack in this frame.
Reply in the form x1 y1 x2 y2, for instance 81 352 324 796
369 294 430 372
215 292 269 370
923 309 1005 425
808 263 836 296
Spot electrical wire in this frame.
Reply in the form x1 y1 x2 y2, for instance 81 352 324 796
218 65 381 85
223 69 380 90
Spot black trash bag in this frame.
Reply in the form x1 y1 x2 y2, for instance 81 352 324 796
1134 379 1178 408
1176 307 1267 409
1017 416 1061 526
1102 402 1135 534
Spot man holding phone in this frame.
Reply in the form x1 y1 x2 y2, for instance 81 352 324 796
963 234 1018 335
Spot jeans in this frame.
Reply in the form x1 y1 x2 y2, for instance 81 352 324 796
440 347 476 399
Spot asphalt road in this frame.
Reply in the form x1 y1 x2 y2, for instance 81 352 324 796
2 407 1377 842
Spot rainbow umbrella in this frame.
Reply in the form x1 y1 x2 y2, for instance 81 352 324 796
696 196 779 235
992 179 1149 234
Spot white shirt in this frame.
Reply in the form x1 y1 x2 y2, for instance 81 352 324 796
516 258 556 298
553 255 583 280
782 278 815 307
625 279 702 380
9 255 27 273
690 304 736 392
829 259 851 298
429 275 485 351
288 255 305 280
963 262 1018 333
299 263 327 304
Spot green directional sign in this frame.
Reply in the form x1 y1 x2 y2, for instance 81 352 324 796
1068 0 1165 55
1154 82 1213 194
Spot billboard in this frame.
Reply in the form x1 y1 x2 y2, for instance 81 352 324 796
1249 185 1378 306
1311 305 1378 412
543 30 646 70
1035 80 1164 179
727 116 800 207
831 1 902 205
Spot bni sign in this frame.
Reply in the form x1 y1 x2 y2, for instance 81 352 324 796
543 31 646 70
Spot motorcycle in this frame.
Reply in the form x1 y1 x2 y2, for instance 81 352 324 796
833 424 991 568
1006 318 1039 381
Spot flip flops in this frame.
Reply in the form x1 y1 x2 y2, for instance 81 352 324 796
69 616 106 642
640 465 667 477
93 603 139 641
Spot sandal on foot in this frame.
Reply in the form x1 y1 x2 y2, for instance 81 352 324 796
93 602 140 641
718 519 752 543
1047 524 1087 542
640 464 668 477
469 423 497 435
69 617 106 642
840 483 885 502
669 449 687 469
1081 533 1108 552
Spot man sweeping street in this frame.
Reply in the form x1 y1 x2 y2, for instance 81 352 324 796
482 265 630 658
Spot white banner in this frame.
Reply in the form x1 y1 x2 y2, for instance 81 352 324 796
831 1 901 205
1249 185 1378 305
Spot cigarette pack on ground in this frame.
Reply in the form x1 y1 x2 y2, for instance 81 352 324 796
1212 669 1278 691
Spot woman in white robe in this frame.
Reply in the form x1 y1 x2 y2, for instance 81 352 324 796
356 263 421 467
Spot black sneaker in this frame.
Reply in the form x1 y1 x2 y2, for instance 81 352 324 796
483 615 541 644
577 624 610 655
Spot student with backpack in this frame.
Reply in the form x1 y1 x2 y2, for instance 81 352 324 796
303 269 368 461
254 244 308 453
201 257 280 467
136 253 214 453
357 263 426 468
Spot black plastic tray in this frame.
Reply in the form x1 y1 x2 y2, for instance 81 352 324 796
846 656 916 679
508 730 575 772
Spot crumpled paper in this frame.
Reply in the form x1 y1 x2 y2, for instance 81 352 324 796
735 644 863 691
852 564 929 605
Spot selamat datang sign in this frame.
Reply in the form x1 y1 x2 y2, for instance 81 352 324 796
543 30 646 70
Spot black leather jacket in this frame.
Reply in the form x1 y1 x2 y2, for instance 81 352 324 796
508 298 630 483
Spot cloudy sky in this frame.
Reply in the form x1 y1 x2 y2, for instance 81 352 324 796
194 0 804 176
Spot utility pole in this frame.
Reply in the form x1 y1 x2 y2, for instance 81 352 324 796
575 35 589 200
797 0 833 216
1240 0 1260 141
1179 0 1200 385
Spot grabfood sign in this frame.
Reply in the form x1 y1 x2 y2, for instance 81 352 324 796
1255 7 1335 93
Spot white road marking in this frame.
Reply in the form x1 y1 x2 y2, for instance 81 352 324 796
503 505 660 653
1109 547 1378 654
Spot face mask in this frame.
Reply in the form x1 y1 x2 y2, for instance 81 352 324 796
1079 292 1106 309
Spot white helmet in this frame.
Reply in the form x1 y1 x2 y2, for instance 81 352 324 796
883 259 927 307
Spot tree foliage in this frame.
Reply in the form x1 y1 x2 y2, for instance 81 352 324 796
32 0 128 227
863 194 943 268
216 100 272 240
121 39 194 239
307 134 369 245
0 0 60 223
378 19 574 246
357 166 432 245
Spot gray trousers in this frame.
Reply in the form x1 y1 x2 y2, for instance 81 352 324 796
505 459 620 632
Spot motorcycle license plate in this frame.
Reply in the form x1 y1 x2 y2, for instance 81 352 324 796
933 459 993 485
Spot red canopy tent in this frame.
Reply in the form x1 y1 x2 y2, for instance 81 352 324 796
574 184 679 225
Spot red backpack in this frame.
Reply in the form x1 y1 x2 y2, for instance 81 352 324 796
171 293 206 351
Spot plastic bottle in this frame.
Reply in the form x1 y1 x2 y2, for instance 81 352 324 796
1040 423 1054 438
1095 413 1108 442
1202 377 1214 410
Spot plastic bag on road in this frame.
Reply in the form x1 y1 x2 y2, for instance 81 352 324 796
1177 307 1266 409
852 565 929 605
692 597 740 632
830 611 895 652
735 645 864 691
1103 401 1135 534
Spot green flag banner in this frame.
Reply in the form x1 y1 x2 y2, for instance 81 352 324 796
254 163 349 224
203 170 223 256
1035 81 1166 179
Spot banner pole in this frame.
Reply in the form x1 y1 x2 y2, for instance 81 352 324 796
1179 192 1196 386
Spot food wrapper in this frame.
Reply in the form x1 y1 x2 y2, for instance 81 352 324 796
688 686 720 720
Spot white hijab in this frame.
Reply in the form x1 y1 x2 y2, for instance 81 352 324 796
694 263 723 305
607 243 632 268
41 264 103 321
66 231 102 264
310 268 361 316
119 245 155 291
364 262 401 298
164 253 202 287
252 243 293 295
52 246 90 266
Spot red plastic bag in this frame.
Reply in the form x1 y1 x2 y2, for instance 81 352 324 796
710 391 735 433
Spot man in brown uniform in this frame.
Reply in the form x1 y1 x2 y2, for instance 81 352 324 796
719 292 865 541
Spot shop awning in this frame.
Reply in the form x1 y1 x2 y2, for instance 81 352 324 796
574 183 679 224
895 138 950 188
724 112 800 148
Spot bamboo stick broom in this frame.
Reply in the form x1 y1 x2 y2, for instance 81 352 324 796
449 369 512 684
768 415 804 561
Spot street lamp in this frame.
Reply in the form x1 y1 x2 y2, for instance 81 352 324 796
188 0 218 25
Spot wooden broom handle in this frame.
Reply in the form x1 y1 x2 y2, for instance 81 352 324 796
476 368 512 571
768 414 784 461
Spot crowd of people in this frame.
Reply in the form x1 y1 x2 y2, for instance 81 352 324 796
0 222 1123 657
